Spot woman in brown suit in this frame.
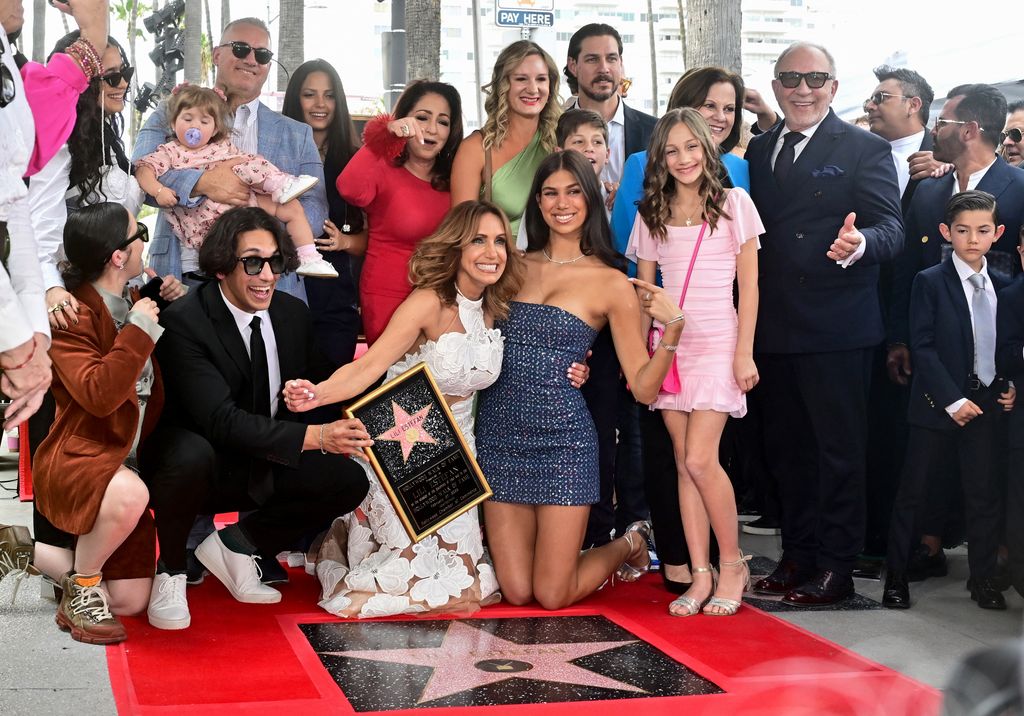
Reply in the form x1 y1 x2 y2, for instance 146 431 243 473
33 202 165 645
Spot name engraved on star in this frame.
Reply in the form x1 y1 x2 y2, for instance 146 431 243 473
346 363 493 542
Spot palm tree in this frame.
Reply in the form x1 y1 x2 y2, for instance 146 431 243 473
406 0 440 81
277 0 304 92
184 0 202 83
31 0 46 62
220 0 229 29
646 0 657 113
684 0 741 73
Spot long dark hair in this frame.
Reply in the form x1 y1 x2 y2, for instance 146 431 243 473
523 151 622 269
49 32 131 208
60 202 131 291
281 59 358 173
392 80 463 192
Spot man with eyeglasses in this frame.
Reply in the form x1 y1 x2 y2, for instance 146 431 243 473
746 42 904 607
883 83 1024 610
138 207 369 631
999 101 1024 168
132 16 326 302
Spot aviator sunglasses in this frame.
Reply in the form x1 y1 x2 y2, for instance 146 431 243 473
237 254 286 276
216 41 274 65
94 65 135 88
1002 127 1024 144
776 71 834 89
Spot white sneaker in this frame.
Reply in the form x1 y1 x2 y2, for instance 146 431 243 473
273 174 319 204
194 532 282 604
147 573 190 630
296 257 339 278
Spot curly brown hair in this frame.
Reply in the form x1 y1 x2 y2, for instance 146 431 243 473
167 85 233 145
638 108 729 242
481 41 560 154
408 201 523 322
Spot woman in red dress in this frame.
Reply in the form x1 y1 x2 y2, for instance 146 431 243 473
338 81 463 345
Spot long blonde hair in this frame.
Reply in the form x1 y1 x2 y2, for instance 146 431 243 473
408 201 523 321
481 41 560 153
638 108 729 242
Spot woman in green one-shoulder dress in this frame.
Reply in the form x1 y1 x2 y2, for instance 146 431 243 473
450 40 561 235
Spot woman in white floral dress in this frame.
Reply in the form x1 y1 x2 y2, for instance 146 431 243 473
284 201 588 618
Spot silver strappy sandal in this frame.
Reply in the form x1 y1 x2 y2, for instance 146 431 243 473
668 566 715 617
703 552 752 616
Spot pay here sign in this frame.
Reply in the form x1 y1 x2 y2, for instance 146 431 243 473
495 0 555 27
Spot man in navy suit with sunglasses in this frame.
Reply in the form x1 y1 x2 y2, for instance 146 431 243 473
747 42 904 606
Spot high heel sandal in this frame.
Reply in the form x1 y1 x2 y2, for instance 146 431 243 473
703 552 752 616
668 566 715 617
615 520 652 582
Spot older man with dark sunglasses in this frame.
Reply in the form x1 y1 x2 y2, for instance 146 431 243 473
1000 101 1024 168
138 206 368 631
746 41 904 607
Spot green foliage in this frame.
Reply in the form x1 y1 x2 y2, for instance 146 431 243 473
111 0 152 38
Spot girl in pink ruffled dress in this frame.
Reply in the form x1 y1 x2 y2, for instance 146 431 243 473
135 84 336 277
627 108 763 618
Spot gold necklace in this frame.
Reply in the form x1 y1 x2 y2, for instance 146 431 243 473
542 248 586 265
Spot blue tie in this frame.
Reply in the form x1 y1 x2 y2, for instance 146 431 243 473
967 273 996 386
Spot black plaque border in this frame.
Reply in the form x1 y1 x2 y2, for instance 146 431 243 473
344 362 492 542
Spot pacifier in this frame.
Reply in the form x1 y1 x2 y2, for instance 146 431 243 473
184 127 203 147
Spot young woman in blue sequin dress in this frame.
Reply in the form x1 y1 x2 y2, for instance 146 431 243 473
476 150 685 609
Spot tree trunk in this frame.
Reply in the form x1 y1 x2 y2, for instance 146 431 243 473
406 0 440 82
220 0 230 30
203 0 214 84
676 0 687 69
684 0 742 74
128 0 141 146
184 0 203 84
31 0 45 62
646 0 658 113
277 0 304 92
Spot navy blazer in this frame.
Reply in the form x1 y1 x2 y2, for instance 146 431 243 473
908 257 1007 430
888 155 1024 346
997 274 1024 385
747 108 904 353
623 103 657 157
155 281 333 488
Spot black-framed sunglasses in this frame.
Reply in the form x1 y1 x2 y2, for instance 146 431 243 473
217 41 274 65
0 42 16 109
776 71 834 89
118 223 149 251
237 254 286 276
93 65 135 88
1002 127 1024 144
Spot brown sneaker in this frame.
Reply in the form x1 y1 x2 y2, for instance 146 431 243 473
55 572 127 645
0 524 39 601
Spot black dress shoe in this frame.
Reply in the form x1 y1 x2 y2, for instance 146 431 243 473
970 577 1007 610
852 555 883 580
258 553 290 585
882 572 910 609
753 559 813 595
906 544 947 582
782 570 855 607
660 571 692 595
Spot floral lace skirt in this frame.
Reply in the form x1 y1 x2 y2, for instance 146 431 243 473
315 462 500 618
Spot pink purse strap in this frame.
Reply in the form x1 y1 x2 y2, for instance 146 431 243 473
677 218 709 309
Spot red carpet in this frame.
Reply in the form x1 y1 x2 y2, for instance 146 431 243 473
106 568 941 715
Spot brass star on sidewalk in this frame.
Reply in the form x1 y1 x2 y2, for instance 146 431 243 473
374 401 436 462
319 621 645 704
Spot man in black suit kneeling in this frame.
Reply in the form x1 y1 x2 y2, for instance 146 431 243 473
140 207 369 630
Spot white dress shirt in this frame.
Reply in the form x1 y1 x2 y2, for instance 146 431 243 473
219 285 282 417
566 95 625 185
772 115 867 269
950 157 997 195
889 130 925 198
945 252 998 415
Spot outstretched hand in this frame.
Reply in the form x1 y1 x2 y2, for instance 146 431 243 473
827 212 864 263
283 378 322 412
631 277 684 328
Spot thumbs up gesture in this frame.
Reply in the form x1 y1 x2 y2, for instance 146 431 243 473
827 212 865 265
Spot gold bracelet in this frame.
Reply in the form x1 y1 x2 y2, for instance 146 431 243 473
319 424 328 455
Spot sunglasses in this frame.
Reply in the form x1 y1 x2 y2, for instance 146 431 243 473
1002 127 1024 144
94 65 135 88
0 43 15 109
237 254 286 276
117 223 149 251
864 91 909 107
776 71 834 90
217 41 274 65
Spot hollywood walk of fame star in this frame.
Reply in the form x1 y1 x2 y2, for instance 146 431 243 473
318 621 646 704
374 401 436 462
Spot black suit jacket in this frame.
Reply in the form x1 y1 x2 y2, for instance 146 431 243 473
888 156 1024 346
901 130 934 212
997 275 1024 385
155 281 333 487
623 103 657 157
747 108 904 353
907 258 1007 430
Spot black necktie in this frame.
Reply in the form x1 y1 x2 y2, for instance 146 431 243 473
774 131 805 184
248 316 273 504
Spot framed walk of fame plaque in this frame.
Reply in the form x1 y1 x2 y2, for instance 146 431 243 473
345 362 492 542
